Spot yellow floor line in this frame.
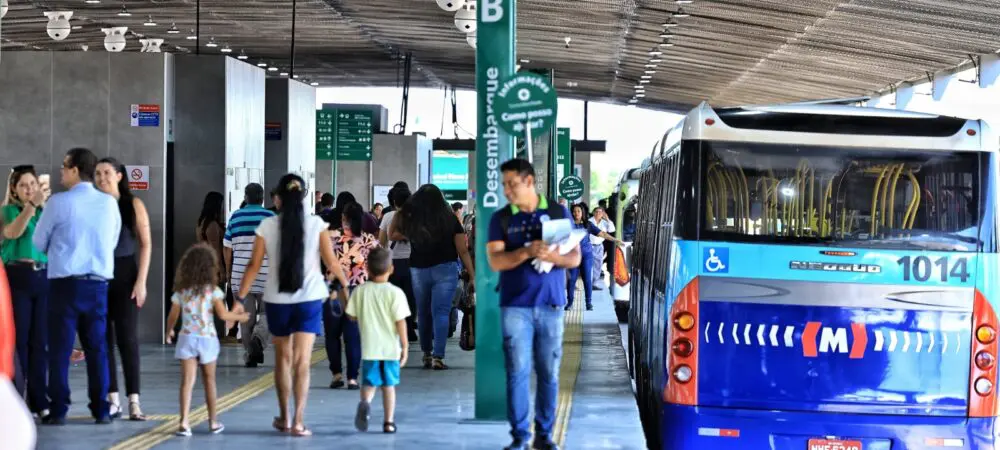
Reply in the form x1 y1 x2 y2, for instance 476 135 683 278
553 287 585 446
109 349 327 450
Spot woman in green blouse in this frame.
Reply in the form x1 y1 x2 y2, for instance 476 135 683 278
2 165 49 418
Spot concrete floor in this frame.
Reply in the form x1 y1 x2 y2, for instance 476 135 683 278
33 288 646 449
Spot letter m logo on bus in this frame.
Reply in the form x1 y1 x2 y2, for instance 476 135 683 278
801 322 868 359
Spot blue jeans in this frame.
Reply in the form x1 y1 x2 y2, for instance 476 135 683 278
566 251 593 308
324 299 361 380
8 265 49 414
502 305 565 441
48 278 111 420
411 261 459 358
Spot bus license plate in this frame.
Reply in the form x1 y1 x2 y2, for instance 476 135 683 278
808 439 862 450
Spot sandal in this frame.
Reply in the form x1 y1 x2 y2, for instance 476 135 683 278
109 403 122 420
290 423 312 437
347 380 360 390
176 426 192 437
210 423 225 434
432 357 449 370
272 416 289 433
330 377 345 389
129 401 147 421
383 422 397 434
354 400 370 432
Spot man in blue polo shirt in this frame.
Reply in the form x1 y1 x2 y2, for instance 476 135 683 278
487 159 581 450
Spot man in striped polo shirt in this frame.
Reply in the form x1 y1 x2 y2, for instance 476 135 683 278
223 183 275 367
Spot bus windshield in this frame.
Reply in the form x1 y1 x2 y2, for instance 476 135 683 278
699 141 986 252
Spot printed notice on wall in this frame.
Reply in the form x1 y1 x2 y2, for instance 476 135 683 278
126 165 149 190
130 104 160 127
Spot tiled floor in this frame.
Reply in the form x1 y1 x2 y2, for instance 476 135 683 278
32 289 646 449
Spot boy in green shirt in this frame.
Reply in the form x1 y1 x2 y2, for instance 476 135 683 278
346 248 410 434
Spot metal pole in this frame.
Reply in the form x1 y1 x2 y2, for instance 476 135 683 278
525 123 533 164
289 0 296 78
583 100 589 140
195 0 200 55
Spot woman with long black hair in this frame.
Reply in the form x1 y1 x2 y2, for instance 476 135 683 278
238 174 349 437
196 192 226 283
389 184 474 370
325 202 378 389
95 158 152 420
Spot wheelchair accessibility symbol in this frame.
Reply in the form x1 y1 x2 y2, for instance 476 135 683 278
703 247 729 273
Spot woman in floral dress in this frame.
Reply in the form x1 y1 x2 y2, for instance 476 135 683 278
324 202 379 389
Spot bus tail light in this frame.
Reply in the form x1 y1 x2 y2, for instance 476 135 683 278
664 277 699 405
969 289 999 417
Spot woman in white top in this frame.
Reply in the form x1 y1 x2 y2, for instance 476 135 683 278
238 174 349 437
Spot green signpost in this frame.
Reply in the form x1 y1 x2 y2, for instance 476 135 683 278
316 110 335 160
494 71 558 140
559 175 585 202
334 110 374 161
475 0 515 421
557 127 571 186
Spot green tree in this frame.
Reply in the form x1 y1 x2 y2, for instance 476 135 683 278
589 168 620 205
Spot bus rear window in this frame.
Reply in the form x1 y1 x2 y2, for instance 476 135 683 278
699 141 986 252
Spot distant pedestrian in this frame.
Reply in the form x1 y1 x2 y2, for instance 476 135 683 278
348 248 410 434
165 243 249 436
33 148 122 425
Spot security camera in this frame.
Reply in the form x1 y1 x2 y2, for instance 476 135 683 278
145 38 163 53
44 11 73 41
454 3 476 34
564 36 571 49
436 0 466 12
1 0 8 19
102 27 128 52
466 30 476 49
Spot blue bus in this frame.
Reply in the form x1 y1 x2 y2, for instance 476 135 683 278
628 102 1000 450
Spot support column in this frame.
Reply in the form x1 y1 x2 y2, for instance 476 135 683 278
475 0 515 421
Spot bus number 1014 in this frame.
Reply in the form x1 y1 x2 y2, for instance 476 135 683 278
897 256 970 283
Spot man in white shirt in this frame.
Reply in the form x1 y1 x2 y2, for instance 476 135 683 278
589 207 615 290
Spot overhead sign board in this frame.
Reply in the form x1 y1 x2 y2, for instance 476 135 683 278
316 110 335 160
335 110 374 161
493 72 557 139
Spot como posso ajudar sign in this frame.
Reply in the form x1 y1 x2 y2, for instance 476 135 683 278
494 72 558 139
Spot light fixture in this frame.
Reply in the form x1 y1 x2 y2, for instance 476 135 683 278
293 74 300 79
673 7 690 18
641 75 652 79
629 98 638 104
636 93 646 98
279 71 288 76
650 58 663 63
644 70 656 74
205 37 218 48
143 15 156 26
519 58 530 63
566 81 578 87
660 42 675 47
257 61 267 67
185 29 197 40
639 79 650 84
660 32 674 39
676 0 693 3
645 64 657 68
648 49 663 56
84 0 101 4
117 4 131 17
220 45 232 53
663 18 679 27
167 23 180 34
310 82 319 86
267 66 278 72
237 50 248 60
634 85 643 89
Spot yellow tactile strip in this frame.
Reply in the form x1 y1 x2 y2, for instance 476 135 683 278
553 288 585 447
108 349 326 450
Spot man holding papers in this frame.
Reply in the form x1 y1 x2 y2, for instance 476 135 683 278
486 159 582 450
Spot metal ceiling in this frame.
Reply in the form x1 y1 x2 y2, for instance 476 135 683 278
2 0 1000 112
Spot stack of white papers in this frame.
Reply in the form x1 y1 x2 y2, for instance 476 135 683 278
532 219 587 273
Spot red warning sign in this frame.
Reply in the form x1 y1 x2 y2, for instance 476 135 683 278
126 165 149 191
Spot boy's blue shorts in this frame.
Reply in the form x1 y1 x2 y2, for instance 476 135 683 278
362 360 401 387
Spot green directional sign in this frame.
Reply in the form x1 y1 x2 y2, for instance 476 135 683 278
494 71 557 139
559 174 585 202
557 127 571 180
335 110 373 161
316 110 336 160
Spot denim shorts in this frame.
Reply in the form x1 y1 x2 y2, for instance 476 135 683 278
174 334 221 364
361 360 401 387
265 300 324 337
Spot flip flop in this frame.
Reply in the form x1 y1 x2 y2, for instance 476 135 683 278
176 426 192 437
354 401 370 432
272 416 289 433
290 423 312 437
210 423 225 434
